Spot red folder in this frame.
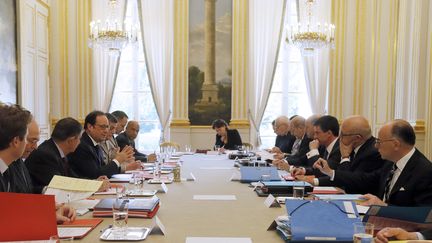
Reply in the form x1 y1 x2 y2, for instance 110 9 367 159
0 192 58 241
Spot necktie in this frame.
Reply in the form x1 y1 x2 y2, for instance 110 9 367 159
62 157 70 176
323 149 329 160
3 169 11 192
95 145 104 165
291 139 301 155
384 164 397 202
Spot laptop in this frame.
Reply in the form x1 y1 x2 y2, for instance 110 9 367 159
0 192 58 241
239 166 281 183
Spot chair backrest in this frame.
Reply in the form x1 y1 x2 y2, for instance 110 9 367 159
160 142 180 153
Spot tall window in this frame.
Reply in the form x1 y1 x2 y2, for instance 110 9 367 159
109 0 161 151
260 0 312 148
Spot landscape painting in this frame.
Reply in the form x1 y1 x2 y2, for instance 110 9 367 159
188 0 232 125
0 0 17 104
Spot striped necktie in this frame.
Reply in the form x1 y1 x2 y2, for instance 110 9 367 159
383 164 397 202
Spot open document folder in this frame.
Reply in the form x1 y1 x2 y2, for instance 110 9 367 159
0 192 58 241
44 175 103 203
285 199 361 242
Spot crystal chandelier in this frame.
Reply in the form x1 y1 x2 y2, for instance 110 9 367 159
88 0 137 57
287 0 335 56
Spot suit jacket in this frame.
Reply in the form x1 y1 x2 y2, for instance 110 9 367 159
116 132 147 162
0 171 9 192
68 132 120 179
9 159 33 193
421 229 432 240
275 132 296 153
285 136 312 167
333 149 432 206
215 129 243 150
305 138 341 176
26 139 78 193
318 136 387 189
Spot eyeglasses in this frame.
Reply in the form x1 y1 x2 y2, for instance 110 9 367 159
94 124 109 130
340 133 362 138
374 138 396 145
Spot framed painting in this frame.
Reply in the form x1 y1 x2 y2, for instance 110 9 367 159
0 0 17 104
188 0 232 125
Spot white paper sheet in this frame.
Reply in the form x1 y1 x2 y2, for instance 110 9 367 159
48 175 102 192
44 188 94 204
57 227 92 238
356 205 370 214
200 167 233 170
186 237 252 243
193 195 237 201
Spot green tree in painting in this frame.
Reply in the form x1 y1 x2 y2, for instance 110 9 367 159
188 66 204 106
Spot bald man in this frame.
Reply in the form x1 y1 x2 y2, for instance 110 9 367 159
272 116 296 154
315 119 432 206
9 119 40 193
300 115 388 194
116 120 148 162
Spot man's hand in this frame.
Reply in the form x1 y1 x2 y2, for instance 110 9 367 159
272 159 290 171
309 139 319 150
56 205 76 224
273 153 285 160
339 142 353 159
125 161 142 171
115 145 135 163
375 227 418 243
271 147 282 154
96 176 110 192
292 167 306 176
359 194 387 206
312 158 333 177
295 175 314 185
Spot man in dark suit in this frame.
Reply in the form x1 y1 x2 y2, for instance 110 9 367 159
315 119 432 206
68 111 134 179
273 116 311 167
26 117 83 193
0 104 33 192
272 116 296 154
8 118 40 193
291 115 341 177
116 120 153 162
304 116 388 193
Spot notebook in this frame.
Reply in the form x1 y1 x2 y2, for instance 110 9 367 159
0 192 58 241
239 166 281 183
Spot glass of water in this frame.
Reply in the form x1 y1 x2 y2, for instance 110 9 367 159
353 222 374 243
112 200 129 238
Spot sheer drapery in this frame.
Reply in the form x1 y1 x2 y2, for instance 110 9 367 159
300 0 331 114
137 0 173 142
91 0 126 111
248 0 287 146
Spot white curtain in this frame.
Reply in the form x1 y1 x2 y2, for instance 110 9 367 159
300 0 332 114
248 0 286 147
91 0 126 111
138 0 173 142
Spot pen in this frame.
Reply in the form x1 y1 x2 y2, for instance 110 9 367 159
100 224 112 233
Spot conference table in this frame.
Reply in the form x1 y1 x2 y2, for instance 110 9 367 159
79 153 286 242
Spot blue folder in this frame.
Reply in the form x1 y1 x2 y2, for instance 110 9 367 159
239 166 281 183
285 199 361 242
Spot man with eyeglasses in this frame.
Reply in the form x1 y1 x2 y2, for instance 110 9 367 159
68 111 135 179
8 119 39 193
315 119 432 206
300 115 388 193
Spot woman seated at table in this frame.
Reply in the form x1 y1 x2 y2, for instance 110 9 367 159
212 119 242 151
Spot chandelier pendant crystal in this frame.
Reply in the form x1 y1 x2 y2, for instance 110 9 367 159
88 0 137 57
287 0 335 56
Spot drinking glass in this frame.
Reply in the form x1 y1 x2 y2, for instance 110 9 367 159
292 186 305 199
185 145 192 153
353 222 374 243
112 200 129 238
